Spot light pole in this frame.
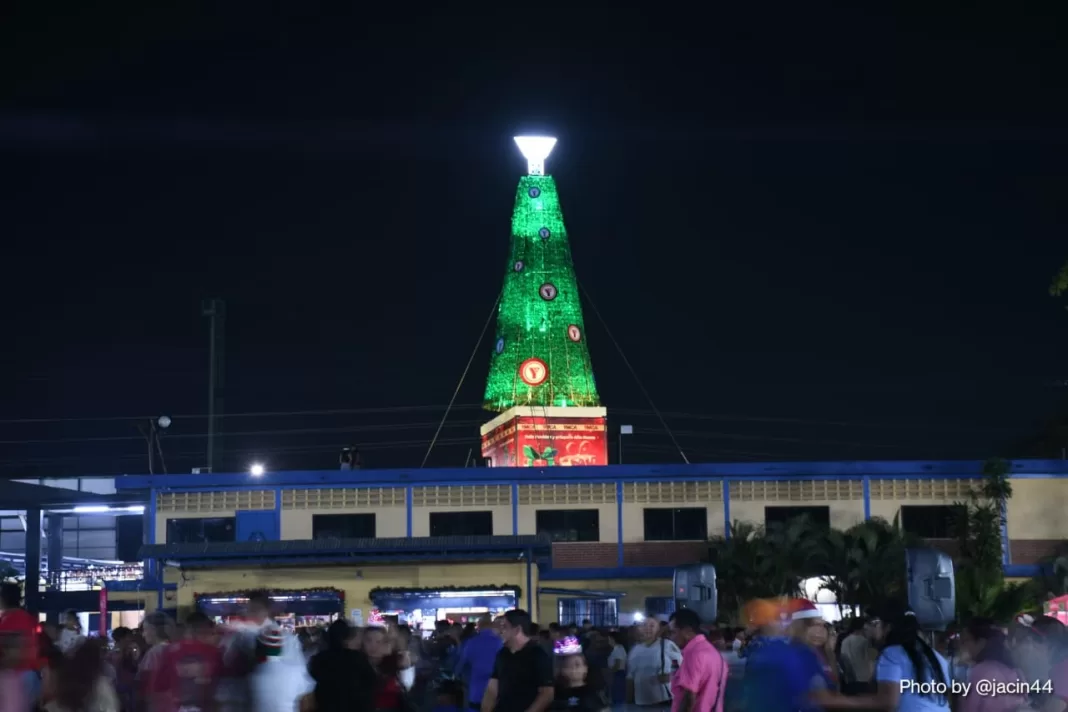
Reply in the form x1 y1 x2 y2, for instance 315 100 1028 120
201 299 226 473
619 424 633 465
142 415 171 474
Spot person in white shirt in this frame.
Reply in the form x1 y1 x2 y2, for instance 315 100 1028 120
605 631 628 705
626 618 682 706
57 611 85 655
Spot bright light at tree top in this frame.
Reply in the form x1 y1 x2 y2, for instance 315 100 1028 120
514 136 557 176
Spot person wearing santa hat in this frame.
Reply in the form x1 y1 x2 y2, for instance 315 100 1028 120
786 600 839 692
742 598 877 712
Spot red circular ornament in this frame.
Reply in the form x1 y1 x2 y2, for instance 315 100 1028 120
567 324 582 342
519 358 549 386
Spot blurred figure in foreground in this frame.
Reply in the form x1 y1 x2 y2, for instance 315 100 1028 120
46 639 119 712
0 583 38 711
957 617 1026 712
307 619 375 712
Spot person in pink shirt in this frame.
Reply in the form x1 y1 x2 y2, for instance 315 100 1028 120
668 609 727 712
958 618 1027 712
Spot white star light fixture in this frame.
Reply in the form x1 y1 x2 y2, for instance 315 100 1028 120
514 136 557 176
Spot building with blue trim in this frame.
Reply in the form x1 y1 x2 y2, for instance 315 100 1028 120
109 458 1068 627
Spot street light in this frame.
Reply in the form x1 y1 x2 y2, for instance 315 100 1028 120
514 136 557 176
157 415 171 430
620 424 633 465
249 463 265 477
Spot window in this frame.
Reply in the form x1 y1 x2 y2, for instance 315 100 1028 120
535 509 600 542
900 505 964 539
429 511 492 537
764 506 830 529
558 598 618 627
115 515 144 562
313 513 376 540
643 508 707 541
645 596 676 618
166 517 236 544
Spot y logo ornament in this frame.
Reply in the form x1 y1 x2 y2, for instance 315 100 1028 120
539 283 557 301
567 325 582 342
519 358 548 386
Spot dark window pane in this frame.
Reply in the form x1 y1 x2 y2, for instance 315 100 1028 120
535 509 600 542
900 505 964 539
558 598 618 627
115 515 144 562
643 508 707 541
764 506 830 529
166 517 235 544
312 513 376 540
430 511 492 537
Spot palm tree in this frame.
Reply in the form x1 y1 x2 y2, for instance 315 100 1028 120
706 521 772 623
953 496 1037 620
980 458 1013 564
821 516 917 614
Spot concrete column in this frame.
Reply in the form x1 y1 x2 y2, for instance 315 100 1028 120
46 514 64 591
24 508 42 612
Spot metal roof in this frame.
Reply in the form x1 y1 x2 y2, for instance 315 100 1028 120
0 479 141 509
112 458 1068 492
140 534 552 562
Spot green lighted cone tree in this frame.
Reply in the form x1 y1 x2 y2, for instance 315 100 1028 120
483 137 601 413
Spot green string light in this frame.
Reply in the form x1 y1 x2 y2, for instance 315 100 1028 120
483 175 601 411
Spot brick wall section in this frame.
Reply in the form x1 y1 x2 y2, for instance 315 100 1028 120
924 539 1061 565
551 542 617 568
550 542 708 568
1011 540 1063 564
624 542 707 567
550 540 1060 570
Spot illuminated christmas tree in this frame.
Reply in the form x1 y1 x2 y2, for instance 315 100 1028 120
483 136 601 412
480 137 608 468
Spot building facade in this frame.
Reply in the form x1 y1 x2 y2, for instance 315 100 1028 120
119 458 1068 626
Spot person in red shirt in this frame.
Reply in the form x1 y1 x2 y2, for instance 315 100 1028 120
0 583 39 712
153 612 223 712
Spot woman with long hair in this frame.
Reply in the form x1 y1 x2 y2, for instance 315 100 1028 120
46 638 119 712
871 600 951 711
958 618 1027 712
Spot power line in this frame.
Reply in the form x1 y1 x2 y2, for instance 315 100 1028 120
578 280 689 464
422 291 501 468
0 404 1027 433
0 403 484 426
0 420 483 446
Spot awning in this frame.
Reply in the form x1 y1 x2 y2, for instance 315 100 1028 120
140 535 552 567
0 480 141 509
538 587 627 598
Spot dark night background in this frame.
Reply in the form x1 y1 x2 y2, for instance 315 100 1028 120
2 6 1067 476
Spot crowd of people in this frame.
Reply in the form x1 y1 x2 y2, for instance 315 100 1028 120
4 578 1068 712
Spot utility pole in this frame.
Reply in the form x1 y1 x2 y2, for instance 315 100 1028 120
201 299 226 473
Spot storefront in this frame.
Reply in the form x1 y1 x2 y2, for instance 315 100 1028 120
369 586 519 636
140 535 548 624
195 588 345 630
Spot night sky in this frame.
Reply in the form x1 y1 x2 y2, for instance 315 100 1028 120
2 7 1067 477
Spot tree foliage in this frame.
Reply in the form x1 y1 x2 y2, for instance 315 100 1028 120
1052 261 1068 299
707 457 1037 625
708 515 918 623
